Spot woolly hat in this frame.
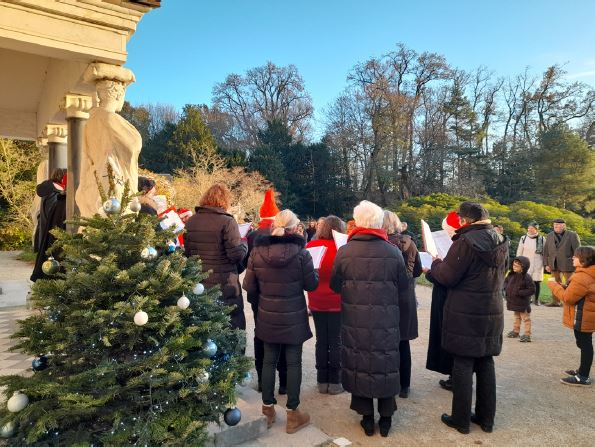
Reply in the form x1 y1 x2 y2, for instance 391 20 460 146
441 211 462 233
177 208 192 219
259 188 280 220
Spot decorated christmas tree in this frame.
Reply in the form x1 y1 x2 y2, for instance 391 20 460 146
0 171 250 445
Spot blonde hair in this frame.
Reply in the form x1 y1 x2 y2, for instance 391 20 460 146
271 209 299 236
382 210 402 235
353 200 384 229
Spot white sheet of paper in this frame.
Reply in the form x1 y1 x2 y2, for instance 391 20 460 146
332 230 348 250
421 220 438 257
238 223 252 238
432 230 453 259
419 251 434 270
159 210 185 233
306 246 327 269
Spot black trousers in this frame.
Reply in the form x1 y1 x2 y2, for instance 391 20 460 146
251 302 287 387
451 355 496 428
575 330 593 378
262 343 303 410
350 395 397 417
312 311 342 384
534 281 541 303
400 340 411 389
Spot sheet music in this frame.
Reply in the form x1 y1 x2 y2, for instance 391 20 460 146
238 223 252 238
421 220 453 259
332 230 348 250
421 220 438 257
159 210 185 233
419 251 434 270
306 246 327 269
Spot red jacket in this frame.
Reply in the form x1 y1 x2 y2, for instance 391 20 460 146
306 238 341 312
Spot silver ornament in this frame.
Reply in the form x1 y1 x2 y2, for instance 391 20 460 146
193 283 205 295
0 421 15 438
103 196 121 214
203 339 217 357
41 256 60 275
177 294 190 310
7 391 29 413
129 198 141 213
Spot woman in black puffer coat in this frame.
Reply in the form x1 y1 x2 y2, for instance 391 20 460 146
331 201 409 438
185 184 247 330
243 209 319 435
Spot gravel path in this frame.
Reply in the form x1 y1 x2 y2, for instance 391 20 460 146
243 284 595 446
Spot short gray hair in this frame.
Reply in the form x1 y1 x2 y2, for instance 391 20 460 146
353 200 384 229
382 210 402 235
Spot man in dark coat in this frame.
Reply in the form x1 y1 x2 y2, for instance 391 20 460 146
331 201 409 437
31 169 67 282
543 218 581 306
184 185 247 330
429 201 508 434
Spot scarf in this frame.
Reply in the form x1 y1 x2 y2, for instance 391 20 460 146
347 227 389 242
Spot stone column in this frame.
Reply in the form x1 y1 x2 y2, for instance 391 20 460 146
61 94 92 232
44 124 68 175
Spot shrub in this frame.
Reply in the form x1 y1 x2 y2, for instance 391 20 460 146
0 223 31 250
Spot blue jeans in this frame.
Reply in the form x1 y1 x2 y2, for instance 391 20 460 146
262 343 303 410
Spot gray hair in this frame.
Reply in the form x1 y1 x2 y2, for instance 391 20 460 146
353 200 384 229
382 210 402 235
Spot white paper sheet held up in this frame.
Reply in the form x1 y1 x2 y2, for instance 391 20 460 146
421 220 437 257
419 252 434 270
159 210 185 233
306 246 327 269
332 230 348 250
421 219 453 259
238 223 252 238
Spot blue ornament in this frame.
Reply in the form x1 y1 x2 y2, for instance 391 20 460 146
141 246 158 260
166 241 176 254
103 197 121 214
222 353 231 362
203 339 217 357
242 371 252 385
224 407 241 426
32 355 48 371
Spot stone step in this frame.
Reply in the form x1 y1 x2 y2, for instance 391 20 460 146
206 386 268 447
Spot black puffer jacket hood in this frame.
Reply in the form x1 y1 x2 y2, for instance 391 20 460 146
36 180 63 198
510 256 531 274
456 224 508 268
253 233 306 267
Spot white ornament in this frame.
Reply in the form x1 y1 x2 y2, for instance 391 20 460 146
0 421 15 438
134 310 148 326
199 371 210 382
7 391 29 413
177 294 190 310
129 198 141 213
141 247 158 260
193 283 205 295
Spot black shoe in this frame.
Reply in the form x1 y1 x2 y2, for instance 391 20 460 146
441 414 469 434
360 415 374 436
399 387 409 398
378 416 392 437
278 385 287 395
439 378 453 391
470 413 493 433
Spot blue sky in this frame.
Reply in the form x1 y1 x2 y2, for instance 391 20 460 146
125 0 595 135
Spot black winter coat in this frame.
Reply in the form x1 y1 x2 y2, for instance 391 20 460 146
429 224 509 358
31 181 66 282
504 256 535 313
330 230 409 399
243 233 318 345
388 233 422 341
184 206 247 329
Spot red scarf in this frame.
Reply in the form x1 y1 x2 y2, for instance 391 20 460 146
347 227 389 242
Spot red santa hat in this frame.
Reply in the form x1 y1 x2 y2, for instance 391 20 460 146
441 211 461 235
177 208 192 219
259 188 280 220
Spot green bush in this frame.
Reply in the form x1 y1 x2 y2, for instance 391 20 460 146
0 223 31 250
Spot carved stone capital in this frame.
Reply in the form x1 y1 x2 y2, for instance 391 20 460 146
61 94 93 119
43 124 68 144
83 63 136 86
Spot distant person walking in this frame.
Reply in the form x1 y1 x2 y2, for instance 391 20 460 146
543 218 581 306
547 246 594 387
516 222 545 305
428 201 508 435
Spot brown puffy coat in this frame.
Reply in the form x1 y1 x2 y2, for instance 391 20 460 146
547 265 595 333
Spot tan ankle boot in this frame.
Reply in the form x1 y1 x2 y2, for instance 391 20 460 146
286 408 310 434
262 405 276 428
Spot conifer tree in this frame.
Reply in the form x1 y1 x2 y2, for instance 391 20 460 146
0 171 250 445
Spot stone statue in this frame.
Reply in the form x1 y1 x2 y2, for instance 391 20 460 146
76 63 141 217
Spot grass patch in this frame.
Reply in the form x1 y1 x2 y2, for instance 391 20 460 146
16 247 37 263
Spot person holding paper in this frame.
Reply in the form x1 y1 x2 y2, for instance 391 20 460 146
185 184 247 330
243 209 319 434
383 210 422 399
330 201 409 438
429 202 508 435
306 216 347 395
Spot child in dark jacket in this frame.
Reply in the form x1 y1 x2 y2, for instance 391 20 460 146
505 256 536 342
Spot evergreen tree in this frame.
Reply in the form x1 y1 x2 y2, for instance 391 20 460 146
0 173 250 445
